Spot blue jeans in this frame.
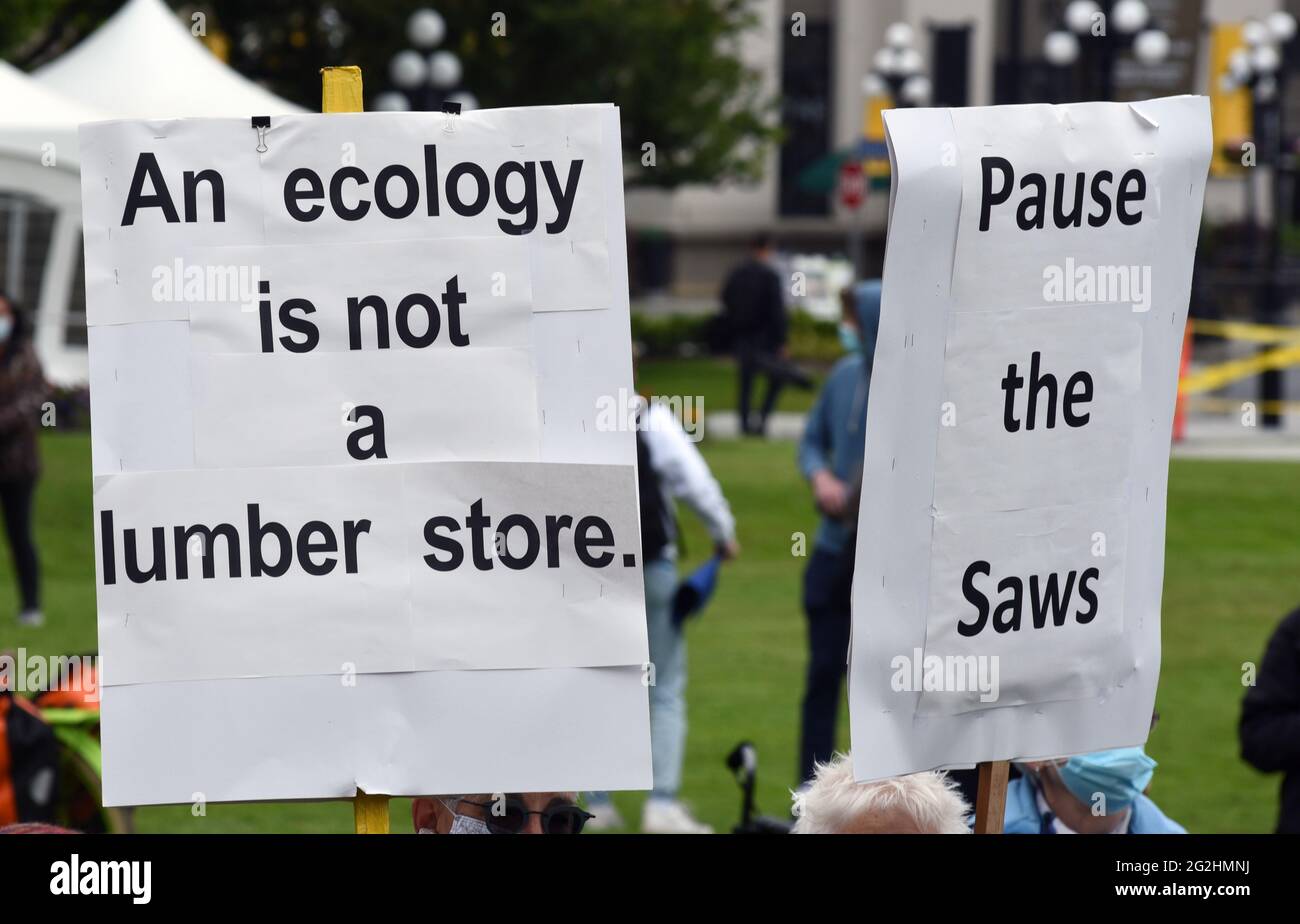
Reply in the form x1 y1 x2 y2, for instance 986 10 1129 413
590 556 684 804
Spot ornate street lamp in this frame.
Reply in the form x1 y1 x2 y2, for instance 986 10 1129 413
863 21 932 108
374 8 477 113
1220 11 1298 429
1042 0 1170 100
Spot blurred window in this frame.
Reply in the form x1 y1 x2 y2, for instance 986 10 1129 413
779 0 833 217
66 231 87 347
0 192 56 315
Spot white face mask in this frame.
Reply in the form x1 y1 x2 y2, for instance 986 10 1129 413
448 813 492 835
428 798 493 835
0 316 13 342
416 815 491 834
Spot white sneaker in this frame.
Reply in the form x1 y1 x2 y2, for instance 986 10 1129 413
641 799 713 834
18 609 44 628
583 802 626 832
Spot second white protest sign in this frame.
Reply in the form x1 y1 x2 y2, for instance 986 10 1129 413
849 96 1211 780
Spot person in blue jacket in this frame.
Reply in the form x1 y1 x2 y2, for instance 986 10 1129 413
1003 747 1186 834
795 280 880 787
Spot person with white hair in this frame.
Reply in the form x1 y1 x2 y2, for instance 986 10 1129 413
792 753 971 834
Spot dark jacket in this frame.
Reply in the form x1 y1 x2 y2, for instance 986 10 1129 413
721 258 787 351
1240 606 1300 833
0 340 46 481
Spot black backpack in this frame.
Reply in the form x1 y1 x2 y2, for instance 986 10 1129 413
636 425 676 563
0 690 59 825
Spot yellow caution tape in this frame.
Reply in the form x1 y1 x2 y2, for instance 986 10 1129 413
1190 319 1300 344
1180 342 1300 394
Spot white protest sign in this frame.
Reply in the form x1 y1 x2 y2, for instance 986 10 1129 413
849 97 1210 780
81 105 651 807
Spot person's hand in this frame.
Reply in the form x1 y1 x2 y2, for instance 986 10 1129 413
811 469 847 518
717 538 741 561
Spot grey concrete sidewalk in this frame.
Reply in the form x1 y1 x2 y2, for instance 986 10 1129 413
1172 417 1300 462
705 411 1300 462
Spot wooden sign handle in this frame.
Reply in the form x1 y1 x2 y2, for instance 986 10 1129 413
973 760 1009 834
353 789 390 834
318 64 388 836
321 65 364 114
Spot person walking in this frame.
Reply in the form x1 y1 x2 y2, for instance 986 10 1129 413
0 293 48 628
587 398 739 833
795 280 880 787
721 234 791 437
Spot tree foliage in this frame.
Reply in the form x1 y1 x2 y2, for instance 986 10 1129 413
5 0 779 188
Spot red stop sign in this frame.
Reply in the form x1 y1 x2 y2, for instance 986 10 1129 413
838 161 866 210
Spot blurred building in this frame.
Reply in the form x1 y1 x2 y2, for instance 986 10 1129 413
625 0 1299 314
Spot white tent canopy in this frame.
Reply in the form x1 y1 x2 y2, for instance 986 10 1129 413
0 60 111 164
6 0 305 385
34 0 303 120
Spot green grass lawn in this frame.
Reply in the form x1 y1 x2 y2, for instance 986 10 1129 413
638 356 824 415
3 431 1297 833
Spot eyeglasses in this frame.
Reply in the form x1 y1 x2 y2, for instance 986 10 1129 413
460 797 594 834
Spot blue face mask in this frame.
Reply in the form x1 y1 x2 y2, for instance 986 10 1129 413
0 316 13 342
837 321 860 353
1058 748 1157 813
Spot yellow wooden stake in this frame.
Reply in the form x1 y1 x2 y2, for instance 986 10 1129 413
321 65 364 114
353 790 390 834
319 64 387 835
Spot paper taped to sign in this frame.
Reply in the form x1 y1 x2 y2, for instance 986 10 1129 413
80 107 611 325
94 460 647 685
933 306 1142 515
185 236 535 354
919 500 1131 716
190 348 541 468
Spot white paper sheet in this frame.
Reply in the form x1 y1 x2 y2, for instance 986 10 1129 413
919 500 1132 716
95 459 646 685
190 348 541 468
185 236 535 354
95 463 413 686
79 107 612 325
100 667 652 808
87 321 195 476
949 102 1167 312
933 306 1142 515
403 461 647 671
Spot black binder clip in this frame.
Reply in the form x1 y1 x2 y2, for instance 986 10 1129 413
251 116 271 153
441 101 461 134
